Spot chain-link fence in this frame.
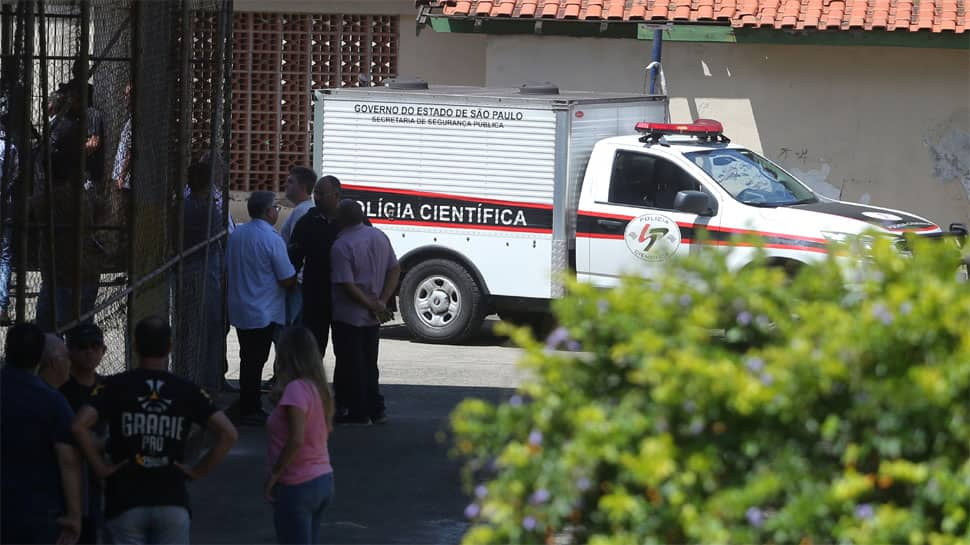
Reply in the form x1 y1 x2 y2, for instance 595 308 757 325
1 0 231 386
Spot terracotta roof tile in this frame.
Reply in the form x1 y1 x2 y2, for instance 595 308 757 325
628 3 648 18
430 0 966 30
519 1 538 15
541 0 561 17
653 0 671 19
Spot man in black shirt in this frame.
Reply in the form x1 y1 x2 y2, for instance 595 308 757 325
60 323 108 545
288 175 368 356
71 316 238 544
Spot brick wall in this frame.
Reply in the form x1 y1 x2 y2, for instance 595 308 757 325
229 12 399 192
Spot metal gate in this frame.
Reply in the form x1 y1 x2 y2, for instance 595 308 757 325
0 0 232 384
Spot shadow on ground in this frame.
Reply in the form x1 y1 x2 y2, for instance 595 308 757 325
189 384 513 544
379 317 519 348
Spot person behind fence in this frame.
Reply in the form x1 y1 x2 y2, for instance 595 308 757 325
71 316 238 545
0 112 19 325
330 199 400 426
32 81 102 332
112 83 132 192
178 162 225 393
38 333 71 390
288 175 356 357
264 326 335 545
1 322 83 545
279 166 317 326
196 149 238 393
61 323 109 545
227 191 296 425
82 83 104 195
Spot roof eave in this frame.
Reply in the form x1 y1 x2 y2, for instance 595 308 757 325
424 15 970 49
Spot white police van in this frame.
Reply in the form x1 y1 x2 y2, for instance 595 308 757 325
314 81 965 343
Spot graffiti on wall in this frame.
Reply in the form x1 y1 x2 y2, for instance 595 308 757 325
776 147 841 200
922 112 970 203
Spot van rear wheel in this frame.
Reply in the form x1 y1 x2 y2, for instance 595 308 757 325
400 259 486 344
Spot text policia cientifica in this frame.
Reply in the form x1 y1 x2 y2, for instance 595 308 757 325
359 199 529 227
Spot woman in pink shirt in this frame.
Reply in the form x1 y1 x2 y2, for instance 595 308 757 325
264 326 335 544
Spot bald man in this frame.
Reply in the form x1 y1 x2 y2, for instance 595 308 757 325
38 334 71 390
330 199 400 426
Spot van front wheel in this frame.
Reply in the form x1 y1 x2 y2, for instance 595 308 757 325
400 259 486 344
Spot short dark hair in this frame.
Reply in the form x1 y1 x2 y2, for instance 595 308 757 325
3 323 46 369
134 316 171 358
247 191 275 219
289 166 317 195
188 162 211 194
317 175 341 193
337 198 364 227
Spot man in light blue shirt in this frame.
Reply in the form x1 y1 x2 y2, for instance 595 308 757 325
226 191 296 424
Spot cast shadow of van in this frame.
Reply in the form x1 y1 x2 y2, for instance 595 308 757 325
379 317 518 348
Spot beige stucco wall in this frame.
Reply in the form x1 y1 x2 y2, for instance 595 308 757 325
486 36 970 225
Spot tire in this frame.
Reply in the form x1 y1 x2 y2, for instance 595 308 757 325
399 259 487 344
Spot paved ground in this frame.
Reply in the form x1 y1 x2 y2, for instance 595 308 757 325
190 318 523 544
224 318 525 389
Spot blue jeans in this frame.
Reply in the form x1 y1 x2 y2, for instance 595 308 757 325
103 506 190 545
0 225 12 312
272 472 333 545
35 279 98 331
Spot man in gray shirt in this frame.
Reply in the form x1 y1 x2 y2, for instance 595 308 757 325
330 200 400 426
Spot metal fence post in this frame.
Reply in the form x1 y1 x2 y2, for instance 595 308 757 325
14 0 34 324
74 0 91 323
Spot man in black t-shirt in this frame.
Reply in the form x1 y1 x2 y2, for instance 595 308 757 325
60 323 108 545
71 316 237 545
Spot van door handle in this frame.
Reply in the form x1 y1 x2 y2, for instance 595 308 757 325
597 219 625 230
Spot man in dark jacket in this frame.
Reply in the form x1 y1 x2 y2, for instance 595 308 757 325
287 175 344 356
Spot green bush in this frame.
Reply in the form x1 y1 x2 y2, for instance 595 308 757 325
451 236 970 545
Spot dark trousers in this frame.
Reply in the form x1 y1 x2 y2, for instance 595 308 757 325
0 511 60 544
331 321 384 419
236 323 276 414
78 515 98 545
302 300 331 357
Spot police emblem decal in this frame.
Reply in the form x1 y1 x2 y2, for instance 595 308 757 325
624 214 682 262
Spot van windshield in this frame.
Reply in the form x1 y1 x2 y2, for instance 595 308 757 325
684 149 817 207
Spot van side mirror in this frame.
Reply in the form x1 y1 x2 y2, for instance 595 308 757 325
950 222 968 247
674 190 716 216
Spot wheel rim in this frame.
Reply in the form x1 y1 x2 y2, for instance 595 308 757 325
413 275 461 330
